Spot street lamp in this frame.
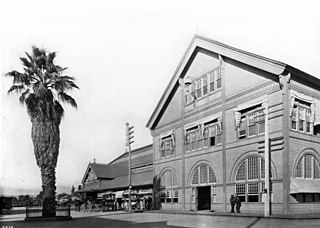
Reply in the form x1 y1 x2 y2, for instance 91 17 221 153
125 122 134 211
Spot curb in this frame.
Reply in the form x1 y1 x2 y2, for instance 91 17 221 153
144 210 320 220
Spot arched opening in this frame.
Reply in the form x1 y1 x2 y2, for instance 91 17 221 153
190 163 217 210
234 155 272 203
159 170 178 204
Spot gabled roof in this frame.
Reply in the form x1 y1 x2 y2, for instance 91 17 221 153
81 145 153 184
146 34 320 130
98 170 153 191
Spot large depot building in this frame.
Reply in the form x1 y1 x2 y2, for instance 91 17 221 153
146 35 320 214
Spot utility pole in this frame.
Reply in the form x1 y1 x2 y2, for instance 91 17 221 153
264 102 270 217
125 122 134 211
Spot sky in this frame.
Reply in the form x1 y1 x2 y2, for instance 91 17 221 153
1 0 320 196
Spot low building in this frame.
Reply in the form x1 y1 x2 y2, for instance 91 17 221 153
77 144 153 201
146 34 320 214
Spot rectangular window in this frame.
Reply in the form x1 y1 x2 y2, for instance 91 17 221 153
202 75 208 95
235 184 246 202
291 107 298 130
238 105 265 139
203 127 209 148
248 156 259 180
248 112 256 136
166 190 172 203
160 191 166 203
196 129 202 149
160 136 174 158
200 165 208 184
173 189 178 203
239 117 247 138
209 72 215 92
305 155 312 178
191 82 196 101
191 131 196 151
292 99 313 134
216 69 221 89
196 79 202 99
299 108 305 132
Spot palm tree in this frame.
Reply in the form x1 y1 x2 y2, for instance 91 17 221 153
5 46 79 217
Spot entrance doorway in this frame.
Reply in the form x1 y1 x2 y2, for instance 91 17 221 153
197 186 211 210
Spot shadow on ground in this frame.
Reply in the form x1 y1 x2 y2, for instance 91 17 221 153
0 216 185 228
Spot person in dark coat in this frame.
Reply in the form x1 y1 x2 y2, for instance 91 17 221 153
235 195 241 213
230 194 236 213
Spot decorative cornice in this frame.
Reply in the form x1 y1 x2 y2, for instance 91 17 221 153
225 81 279 110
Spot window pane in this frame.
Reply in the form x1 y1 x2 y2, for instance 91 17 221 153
160 174 165 188
160 191 166 202
248 183 259 193
296 159 303 178
196 79 201 98
236 184 246 194
172 172 178 187
248 195 259 202
258 122 265 134
236 162 246 181
305 155 312 178
216 69 221 88
209 72 215 92
166 190 172 202
166 171 173 187
248 125 256 136
248 156 259 180
209 167 216 183
299 120 304 131
203 76 208 95
200 165 208 184
314 159 320 179
239 117 246 138
173 190 178 202
192 168 199 185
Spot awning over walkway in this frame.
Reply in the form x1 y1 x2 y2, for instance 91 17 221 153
290 178 320 194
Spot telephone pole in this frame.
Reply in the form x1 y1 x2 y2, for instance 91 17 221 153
125 122 134 211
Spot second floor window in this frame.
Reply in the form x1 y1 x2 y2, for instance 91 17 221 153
185 119 222 152
237 105 265 139
160 131 175 158
291 99 313 134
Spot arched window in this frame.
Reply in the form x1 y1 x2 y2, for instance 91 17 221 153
235 156 272 203
160 170 178 203
191 164 216 185
295 154 320 179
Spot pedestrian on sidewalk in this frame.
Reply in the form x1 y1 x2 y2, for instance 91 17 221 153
229 194 235 213
235 195 241 213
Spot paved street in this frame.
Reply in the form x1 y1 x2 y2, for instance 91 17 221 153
1 211 320 228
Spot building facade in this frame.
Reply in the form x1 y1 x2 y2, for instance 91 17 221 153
78 144 153 200
146 35 320 214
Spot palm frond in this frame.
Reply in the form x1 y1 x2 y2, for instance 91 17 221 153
58 92 78 108
7 85 25 94
6 71 31 86
19 89 30 104
47 52 56 64
20 57 33 68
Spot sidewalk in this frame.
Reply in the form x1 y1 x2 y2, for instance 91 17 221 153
145 209 320 219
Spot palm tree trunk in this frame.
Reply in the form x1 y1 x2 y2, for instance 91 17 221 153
31 118 60 218
41 166 56 217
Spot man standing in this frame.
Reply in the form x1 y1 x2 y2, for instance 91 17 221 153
230 195 235 213
235 195 241 213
